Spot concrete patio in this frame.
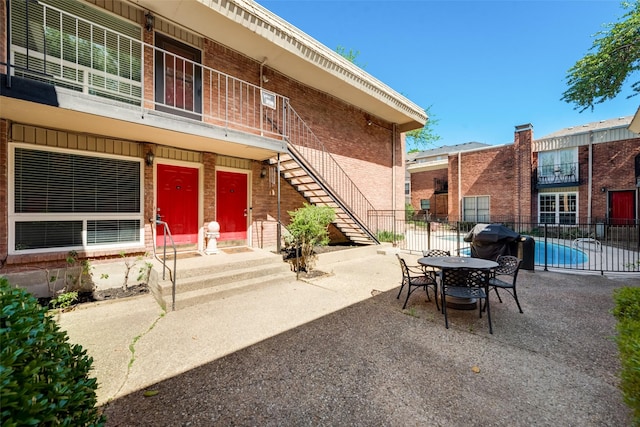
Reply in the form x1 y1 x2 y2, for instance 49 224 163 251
56 246 638 426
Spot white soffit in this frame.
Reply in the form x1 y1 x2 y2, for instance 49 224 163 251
629 106 640 134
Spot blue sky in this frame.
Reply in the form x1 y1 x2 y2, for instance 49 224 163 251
256 0 639 147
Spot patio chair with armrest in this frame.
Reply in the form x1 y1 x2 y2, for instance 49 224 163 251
487 255 523 313
396 254 439 311
421 249 451 284
441 267 492 334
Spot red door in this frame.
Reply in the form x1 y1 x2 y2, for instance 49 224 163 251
610 190 635 225
216 171 248 241
157 164 199 246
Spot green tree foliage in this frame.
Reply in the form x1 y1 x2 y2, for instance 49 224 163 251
285 204 336 272
406 106 441 152
335 45 366 68
0 278 105 426
562 1 640 111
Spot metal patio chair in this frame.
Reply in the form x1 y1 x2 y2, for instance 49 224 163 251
487 255 524 313
396 254 439 311
441 267 492 334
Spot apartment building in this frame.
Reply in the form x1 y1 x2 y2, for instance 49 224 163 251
1 0 426 272
408 117 640 225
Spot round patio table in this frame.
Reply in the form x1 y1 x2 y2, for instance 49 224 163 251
418 256 498 310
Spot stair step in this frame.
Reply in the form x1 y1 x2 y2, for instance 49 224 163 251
157 262 291 296
171 271 294 310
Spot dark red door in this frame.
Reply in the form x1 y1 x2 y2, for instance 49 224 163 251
610 190 635 225
216 171 248 241
157 164 199 245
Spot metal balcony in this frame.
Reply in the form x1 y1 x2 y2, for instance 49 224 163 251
6 0 289 142
535 161 580 188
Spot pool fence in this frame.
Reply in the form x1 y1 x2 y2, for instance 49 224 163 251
368 211 640 275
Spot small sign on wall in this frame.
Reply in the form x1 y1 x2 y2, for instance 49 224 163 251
261 89 276 109
420 199 431 210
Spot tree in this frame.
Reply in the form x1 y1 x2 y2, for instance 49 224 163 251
562 1 640 112
335 45 366 68
405 105 441 152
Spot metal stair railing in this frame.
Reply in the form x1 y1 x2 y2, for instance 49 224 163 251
152 218 177 311
284 104 379 243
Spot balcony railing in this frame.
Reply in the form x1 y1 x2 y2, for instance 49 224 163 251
535 161 580 187
7 0 288 141
6 0 380 242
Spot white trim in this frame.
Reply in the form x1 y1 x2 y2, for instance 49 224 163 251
8 143 145 255
538 191 579 224
214 165 253 246
154 158 205 245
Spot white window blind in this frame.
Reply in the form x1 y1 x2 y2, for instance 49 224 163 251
12 147 143 252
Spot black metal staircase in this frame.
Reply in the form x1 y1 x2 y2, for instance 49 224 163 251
273 104 379 245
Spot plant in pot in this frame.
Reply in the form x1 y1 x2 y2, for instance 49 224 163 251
283 203 335 274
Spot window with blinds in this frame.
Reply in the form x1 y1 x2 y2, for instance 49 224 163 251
12 147 143 252
463 196 490 223
10 0 143 104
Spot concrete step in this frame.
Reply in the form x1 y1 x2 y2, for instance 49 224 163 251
151 251 294 310
169 270 294 311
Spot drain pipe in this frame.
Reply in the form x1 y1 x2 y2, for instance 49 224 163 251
587 131 594 222
458 151 462 220
276 152 281 253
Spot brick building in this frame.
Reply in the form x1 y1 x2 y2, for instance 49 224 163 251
409 117 640 225
0 0 426 272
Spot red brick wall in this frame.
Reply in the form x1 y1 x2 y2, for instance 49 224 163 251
591 137 640 220
0 3 6 74
447 127 534 221
410 168 448 216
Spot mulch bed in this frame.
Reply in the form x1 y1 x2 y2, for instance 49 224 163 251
38 283 149 310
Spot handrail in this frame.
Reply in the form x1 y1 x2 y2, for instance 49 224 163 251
152 218 177 311
8 0 289 141
284 104 379 243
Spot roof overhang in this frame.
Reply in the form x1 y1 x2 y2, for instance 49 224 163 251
407 159 449 174
629 106 640 134
129 0 427 132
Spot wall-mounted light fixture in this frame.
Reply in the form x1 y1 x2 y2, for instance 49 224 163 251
145 150 155 166
145 12 154 32
260 166 268 178
600 187 607 193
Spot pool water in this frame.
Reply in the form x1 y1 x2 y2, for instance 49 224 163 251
535 242 588 265
459 241 588 265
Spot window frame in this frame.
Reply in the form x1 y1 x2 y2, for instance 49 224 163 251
538 192 578 225
462 195 490 222
8 143 145 255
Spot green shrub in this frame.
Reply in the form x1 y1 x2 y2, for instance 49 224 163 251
613 286 640 426
285 203 336 272
404 203 415 221
0 277 105 426
376 230 404 243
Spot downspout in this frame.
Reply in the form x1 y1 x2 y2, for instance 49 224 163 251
259 58 267 137
276 152 281 253
392 124 397 211
588 131 593 222
458 151 462 220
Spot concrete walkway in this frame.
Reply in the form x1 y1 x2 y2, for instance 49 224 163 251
56 247 638 426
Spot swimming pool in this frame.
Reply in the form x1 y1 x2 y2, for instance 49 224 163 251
535 242 588 265
459 241 588 265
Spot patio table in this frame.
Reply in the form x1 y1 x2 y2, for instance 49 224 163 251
418 256 498 309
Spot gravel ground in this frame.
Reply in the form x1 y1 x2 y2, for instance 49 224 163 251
98 260 638 427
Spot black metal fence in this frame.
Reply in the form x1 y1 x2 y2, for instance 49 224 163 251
368 211 640 274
